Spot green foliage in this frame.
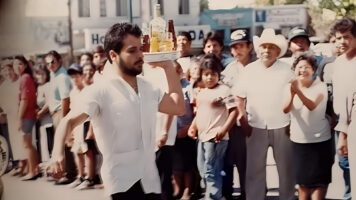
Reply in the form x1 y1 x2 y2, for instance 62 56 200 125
317 0 356 17
307 0 356 40
200 0 209 11
284 0 306 4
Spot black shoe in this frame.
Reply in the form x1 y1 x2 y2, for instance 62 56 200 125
22 173 43 181
55 177 75 185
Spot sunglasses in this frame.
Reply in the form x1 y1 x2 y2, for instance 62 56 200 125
46 60 56 66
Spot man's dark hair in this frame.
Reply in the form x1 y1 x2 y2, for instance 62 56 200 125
203 31 224 48
92 45 105 54
46 50 62 63
178 31 192 41
80 52 93 62
330 17 356 38
104 23 142 63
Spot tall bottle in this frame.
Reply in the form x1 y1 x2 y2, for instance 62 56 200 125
168 20 177 51
149 4 166 52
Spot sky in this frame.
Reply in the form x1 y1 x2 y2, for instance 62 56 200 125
23 0 256 17
208 0 255 9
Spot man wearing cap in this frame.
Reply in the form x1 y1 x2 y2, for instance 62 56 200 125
221 29 255 200
235 28 296 200
281 27 324 73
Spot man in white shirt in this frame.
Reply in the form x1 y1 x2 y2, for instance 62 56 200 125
221 29 254 200
332 17 356 200
235 29 296 200
49 23 185 200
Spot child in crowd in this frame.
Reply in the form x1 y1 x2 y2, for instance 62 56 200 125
283 53 333 200
188 57 205 114
171 62 197 200
33 64 53 163
188 54 238 200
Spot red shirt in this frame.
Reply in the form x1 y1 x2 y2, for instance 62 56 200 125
19 74 37 119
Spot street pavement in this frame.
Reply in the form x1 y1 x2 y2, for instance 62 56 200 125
2 148 346 200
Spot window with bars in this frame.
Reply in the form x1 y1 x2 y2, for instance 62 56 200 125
116 0 128 16
78 0 90 17
179 0 189 14
99 0 107 17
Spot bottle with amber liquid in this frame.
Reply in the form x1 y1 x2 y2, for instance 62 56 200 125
168 20 177 51
149 4 166 52
142 34 150 52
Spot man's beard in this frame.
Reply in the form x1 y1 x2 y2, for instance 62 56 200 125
119 59 143 76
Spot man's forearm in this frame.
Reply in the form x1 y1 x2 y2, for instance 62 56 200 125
164 64 185 115
61 98 70 117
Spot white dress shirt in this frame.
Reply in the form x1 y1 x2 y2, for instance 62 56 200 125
235 59 294 129
80 69 163 195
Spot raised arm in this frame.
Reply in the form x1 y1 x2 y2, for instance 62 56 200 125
149 61 185 116
292 80 324 111
283 84 296 113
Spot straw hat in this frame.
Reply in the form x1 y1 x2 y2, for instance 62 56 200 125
253 28 288 58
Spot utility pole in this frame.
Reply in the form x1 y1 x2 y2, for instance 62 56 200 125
127 0 133 23
68 0 74 63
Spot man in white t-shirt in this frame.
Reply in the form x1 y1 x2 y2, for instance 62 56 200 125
235 28 296 200
50 23 185 200
221 29 254 200
332 17 356 200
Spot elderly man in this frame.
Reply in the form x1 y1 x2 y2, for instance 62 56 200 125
235 28 295 200
221 29 255 200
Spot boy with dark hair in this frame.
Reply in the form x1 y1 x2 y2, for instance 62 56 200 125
203 31 234 68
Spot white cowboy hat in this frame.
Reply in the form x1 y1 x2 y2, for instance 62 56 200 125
253 28 288 58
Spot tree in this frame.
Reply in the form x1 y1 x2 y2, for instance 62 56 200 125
200 0 209 11
318 0 356 17
307 0 356 40
284 0 306 4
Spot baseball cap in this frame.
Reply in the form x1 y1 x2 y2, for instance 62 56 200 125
67 63 82 75
229 29 250 46
288 27 310 42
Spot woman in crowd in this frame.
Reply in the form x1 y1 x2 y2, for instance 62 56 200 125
283 53 333 200
13 55 40 181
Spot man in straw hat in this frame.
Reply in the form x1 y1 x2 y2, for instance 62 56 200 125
234 28 296 200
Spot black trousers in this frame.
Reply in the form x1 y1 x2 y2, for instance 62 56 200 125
64 145 77 179
155 146 174 200
222 125 247 200
111 180 161 200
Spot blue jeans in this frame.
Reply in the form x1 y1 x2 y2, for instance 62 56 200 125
335 131 352 200
197 140 228 200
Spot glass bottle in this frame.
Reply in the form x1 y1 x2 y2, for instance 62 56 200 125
168 20 177 51
149 4 166 52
